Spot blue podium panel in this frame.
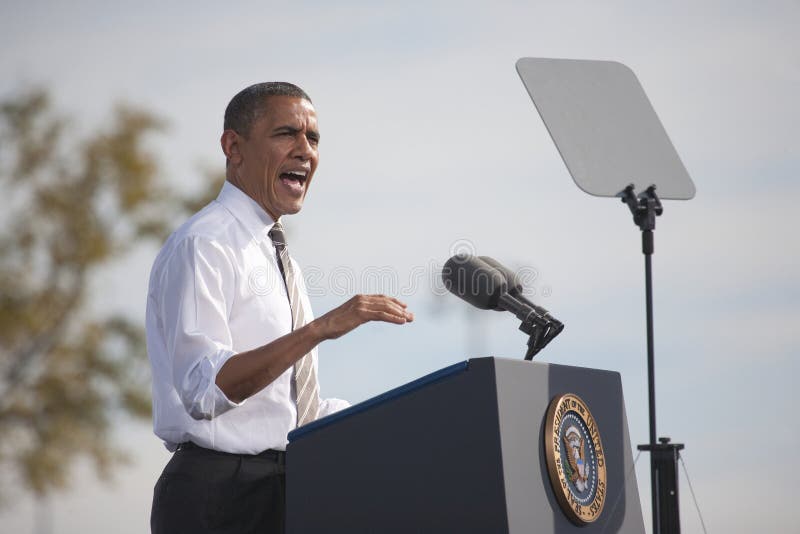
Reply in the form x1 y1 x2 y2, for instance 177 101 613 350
286 358 644 534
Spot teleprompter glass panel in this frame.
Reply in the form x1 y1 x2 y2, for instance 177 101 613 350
516 58 695 200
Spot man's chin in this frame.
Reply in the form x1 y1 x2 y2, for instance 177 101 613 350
278 202 304 217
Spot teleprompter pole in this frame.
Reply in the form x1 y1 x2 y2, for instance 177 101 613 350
622 185 684 534
643 228 656 449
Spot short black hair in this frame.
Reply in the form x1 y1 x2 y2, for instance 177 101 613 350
223 82 312 136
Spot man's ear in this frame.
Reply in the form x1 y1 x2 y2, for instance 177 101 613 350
220 129 242 165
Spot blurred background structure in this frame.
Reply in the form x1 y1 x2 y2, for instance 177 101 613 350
0 2 797 533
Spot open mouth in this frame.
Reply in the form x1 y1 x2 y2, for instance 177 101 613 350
280 170 308 186
279 170 308 196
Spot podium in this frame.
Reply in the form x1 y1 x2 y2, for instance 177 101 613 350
286 357 645 533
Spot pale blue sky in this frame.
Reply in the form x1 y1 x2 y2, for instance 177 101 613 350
1 1 798 532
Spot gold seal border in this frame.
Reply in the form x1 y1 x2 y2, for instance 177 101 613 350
544 393 607 525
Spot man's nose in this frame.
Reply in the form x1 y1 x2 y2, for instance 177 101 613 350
292 134 315 160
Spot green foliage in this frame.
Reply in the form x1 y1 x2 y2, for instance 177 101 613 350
0 88 223 498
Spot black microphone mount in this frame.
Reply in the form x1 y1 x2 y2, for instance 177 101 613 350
497 293 563 360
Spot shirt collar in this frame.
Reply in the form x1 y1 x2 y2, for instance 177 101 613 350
215 180 277 243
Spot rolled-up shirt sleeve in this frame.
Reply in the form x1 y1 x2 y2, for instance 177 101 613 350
157 236 242 420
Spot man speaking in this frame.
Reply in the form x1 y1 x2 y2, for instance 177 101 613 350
146 82 413 533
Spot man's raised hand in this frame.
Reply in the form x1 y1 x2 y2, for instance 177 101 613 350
313 294 414 341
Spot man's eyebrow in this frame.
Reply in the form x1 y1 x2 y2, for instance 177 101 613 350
272 125 321 141
272 125 301 134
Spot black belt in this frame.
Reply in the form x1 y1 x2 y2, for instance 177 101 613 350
176 441 286 465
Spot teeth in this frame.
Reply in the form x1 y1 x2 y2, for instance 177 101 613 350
285 171 307 178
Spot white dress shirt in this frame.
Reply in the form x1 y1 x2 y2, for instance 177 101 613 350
146 181 349 453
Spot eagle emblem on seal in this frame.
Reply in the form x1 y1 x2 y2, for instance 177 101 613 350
563 425 589 492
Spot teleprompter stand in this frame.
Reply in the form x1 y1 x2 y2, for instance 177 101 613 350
622 184 685 534
516 58 696 534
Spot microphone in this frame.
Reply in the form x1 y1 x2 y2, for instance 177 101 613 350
442 254 546 325
478 256 564 332
442 254 565 360
442 254 507 310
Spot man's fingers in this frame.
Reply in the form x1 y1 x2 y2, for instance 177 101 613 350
362 294 406 306
375 310 410 324
375 295 412 319
388 296 407 308
359 295 413 322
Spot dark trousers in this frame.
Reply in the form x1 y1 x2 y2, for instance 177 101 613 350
151 443 286 534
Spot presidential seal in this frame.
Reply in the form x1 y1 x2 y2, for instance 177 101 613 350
544 393 607 525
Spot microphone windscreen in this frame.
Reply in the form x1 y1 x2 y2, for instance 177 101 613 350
442 254 507 310
478 256 524 294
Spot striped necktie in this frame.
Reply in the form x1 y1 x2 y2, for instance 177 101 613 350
268 220 320 426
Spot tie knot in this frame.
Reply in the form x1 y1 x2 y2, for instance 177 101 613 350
268 221 287 249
